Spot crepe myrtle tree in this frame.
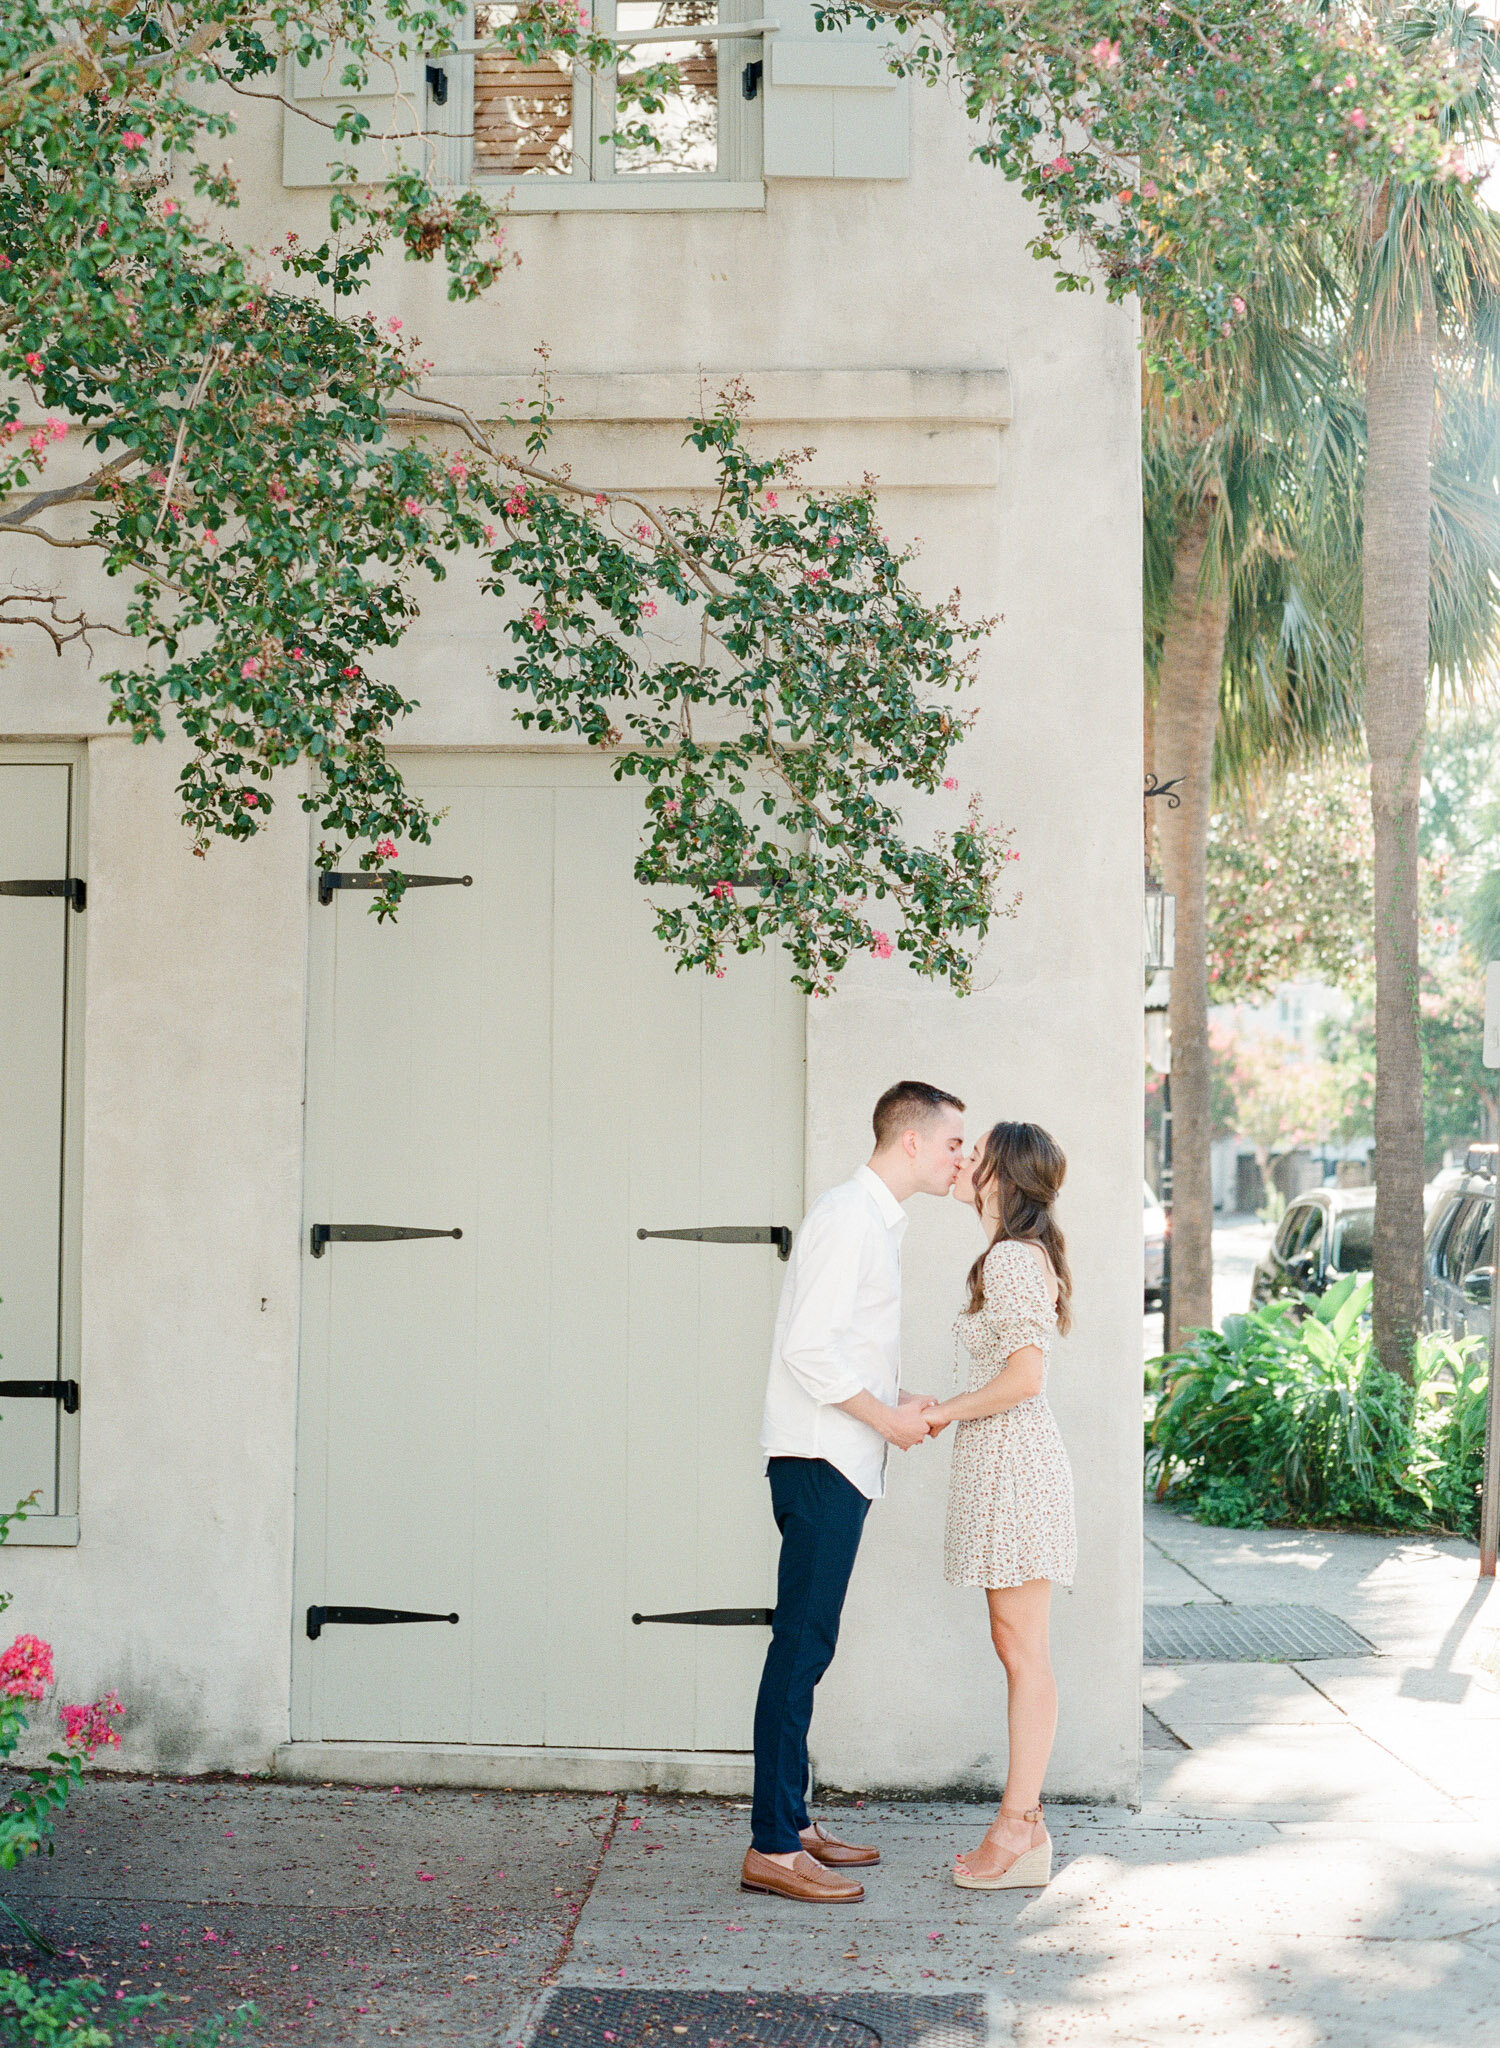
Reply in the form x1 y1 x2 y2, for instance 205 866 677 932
0 0 1013 996
830 0 1461 361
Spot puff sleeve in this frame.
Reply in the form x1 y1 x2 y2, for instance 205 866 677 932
977 1240 1053 1360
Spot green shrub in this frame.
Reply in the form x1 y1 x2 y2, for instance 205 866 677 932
0 1972 254 2046
1148 1275 1486 1535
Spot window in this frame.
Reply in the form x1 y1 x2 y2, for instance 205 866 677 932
1435 1197 1485 1283
456 0 763 192
1452 1197 1494 1283
1276 1205 1316 1261
1329 1207 1374 1274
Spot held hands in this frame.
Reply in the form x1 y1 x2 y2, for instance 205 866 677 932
886 1392 952 1451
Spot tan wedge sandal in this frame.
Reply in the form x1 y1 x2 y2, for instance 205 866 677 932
952 1804 1052 1891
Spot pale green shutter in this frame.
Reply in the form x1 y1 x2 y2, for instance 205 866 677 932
282 45 426 188
762 0 908 179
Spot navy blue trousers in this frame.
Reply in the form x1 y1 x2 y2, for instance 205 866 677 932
751 1456 870 1854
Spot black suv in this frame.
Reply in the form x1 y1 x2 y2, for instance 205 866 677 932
1249 1187 1376 1309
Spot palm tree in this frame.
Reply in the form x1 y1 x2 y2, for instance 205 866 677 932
1345 0 1500 1376
1146 257 1359 1346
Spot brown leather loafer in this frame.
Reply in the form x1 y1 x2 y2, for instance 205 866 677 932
740 1848 864 1902
800 1820 880 1868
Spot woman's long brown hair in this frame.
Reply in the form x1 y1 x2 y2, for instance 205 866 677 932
965 1121 1073 1334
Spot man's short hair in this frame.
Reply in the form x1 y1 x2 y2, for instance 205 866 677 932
872 1080 966 1149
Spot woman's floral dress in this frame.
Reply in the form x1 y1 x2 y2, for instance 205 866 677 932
943 1238 1076 1589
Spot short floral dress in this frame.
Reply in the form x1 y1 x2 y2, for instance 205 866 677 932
943 1239 1076 1589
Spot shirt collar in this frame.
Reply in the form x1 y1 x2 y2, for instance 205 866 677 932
857 1164 909 1234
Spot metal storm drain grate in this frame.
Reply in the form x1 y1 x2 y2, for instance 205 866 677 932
1144 1603 1376 1662
534 1990 992 2047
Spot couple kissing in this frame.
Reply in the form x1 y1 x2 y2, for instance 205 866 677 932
744 1080 1076 1902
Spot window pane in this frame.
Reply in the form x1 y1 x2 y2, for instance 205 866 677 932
474 3 577 176
1330 1209 1373 1273
613 0 718 175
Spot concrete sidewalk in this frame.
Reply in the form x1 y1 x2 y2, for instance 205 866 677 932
4 1506 1499 2045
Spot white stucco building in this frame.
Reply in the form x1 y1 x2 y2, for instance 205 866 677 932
0 8 1144 1804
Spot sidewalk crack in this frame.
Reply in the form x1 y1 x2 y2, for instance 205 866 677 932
1145 1533 1229 1604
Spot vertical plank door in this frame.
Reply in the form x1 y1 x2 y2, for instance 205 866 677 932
295 756 803 1753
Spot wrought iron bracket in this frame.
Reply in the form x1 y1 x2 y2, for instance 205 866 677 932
632 1607 775 1627
1143 773 1183 809
311 1224 463 1258
0 878 85 910
637 1226 792 1260
317 871 472 906
307 1605 459 1642
0 1380 79 1415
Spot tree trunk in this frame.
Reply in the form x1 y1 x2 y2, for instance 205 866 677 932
1156 496 1231 1347
1363 300 1433 1382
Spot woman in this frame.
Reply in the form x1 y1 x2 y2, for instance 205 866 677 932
923 1121 1076 1891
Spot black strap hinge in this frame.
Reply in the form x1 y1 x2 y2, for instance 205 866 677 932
637 1226 792 1260
317 871 471 906
0 879 85 910
0 1380 80 1414
632 1608 774 1627
306 1606 459 1642
311 1225 463 1258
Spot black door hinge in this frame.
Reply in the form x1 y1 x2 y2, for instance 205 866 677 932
0 1380 79 1415
0 878 85 911
310 1224 463 1258
317 871 472 906
633 1607 774 1627
742 59 763 99
426 62 449 105
307 1605 460 1642
637 1225 792 1260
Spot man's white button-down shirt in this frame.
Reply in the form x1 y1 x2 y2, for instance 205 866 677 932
760 1165 909 1501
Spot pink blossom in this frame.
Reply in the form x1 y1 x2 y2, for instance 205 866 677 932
1347 107 1367 131
23 352 43 375
764 492 779 510
240 657 262 679
593 494 608 509
943 777 958 790
0 255 11 270
482 523 497 543
505 488 532 518
805 567 829 585
1142 179 1159 199
59 1691 123 1755
1044 154 1073 177
640 600 657 618
45 418 67 441
387 317 403 333
202 530 217 549
0 1634 52 1701
340 665 360 679
1091 37 1121 67
634 521 653 542
289 646 305 660
1231 296 1246 315
28 430 51 455
417 1872 435 1882
710 881 736 901
661 798 680 818
161 200 179 218
375 837 397 859
871 932 893 960
447 458 468 482
403 497 422 516
1117 187 1136 204
243 791 259 807
528 609 546 629
268 479 287 502
121 131 145 151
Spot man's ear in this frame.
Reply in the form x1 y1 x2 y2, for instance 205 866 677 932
901 1127 920 1160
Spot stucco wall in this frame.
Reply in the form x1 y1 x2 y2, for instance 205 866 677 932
0 58 1141 1792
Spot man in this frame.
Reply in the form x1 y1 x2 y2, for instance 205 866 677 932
741 1080 967 1904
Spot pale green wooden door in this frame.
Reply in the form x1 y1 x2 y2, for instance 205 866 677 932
0 761 82 1523
294 756 802 1751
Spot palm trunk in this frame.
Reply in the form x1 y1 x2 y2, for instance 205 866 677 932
1156 496 1230 1348
1363 301 1433 1383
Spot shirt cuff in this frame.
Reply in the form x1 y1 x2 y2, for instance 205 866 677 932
817 1372 869 1407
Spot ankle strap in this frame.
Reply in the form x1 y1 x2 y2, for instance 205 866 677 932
999 1804 1042 1824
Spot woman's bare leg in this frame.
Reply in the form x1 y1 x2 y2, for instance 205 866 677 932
956 1579 1057 1879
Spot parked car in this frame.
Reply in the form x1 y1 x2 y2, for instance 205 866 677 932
1249 1187 1376 1309
1144 1180 1166 1307
1424 1165 1495 1346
